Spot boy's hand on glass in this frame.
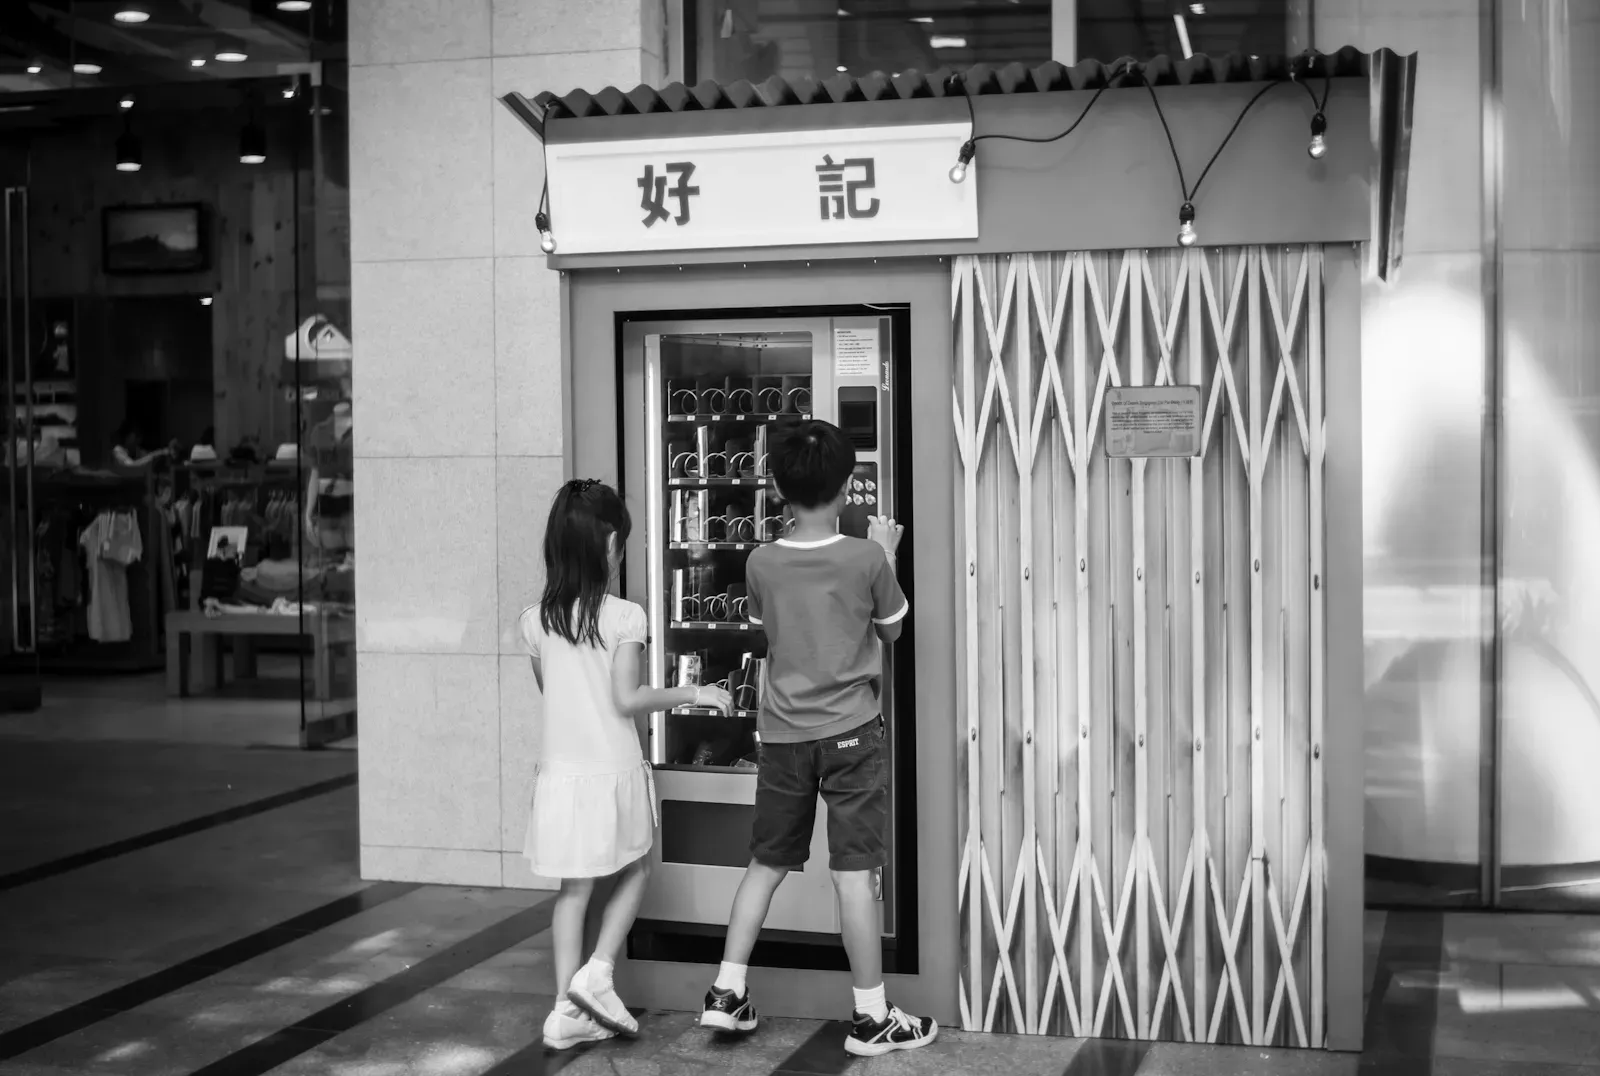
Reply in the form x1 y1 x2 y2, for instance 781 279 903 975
867 516 904 557
698 684 734 715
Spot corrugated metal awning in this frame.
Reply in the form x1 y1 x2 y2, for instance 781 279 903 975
527 47 1393 122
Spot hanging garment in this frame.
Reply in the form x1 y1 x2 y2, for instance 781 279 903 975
80 511 140 643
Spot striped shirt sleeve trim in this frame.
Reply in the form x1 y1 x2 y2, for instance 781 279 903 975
747 615 763 625
872 602 910 626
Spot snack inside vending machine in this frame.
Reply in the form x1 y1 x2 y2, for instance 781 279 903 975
619 310 916 969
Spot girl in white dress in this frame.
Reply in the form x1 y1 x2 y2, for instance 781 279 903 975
521 479 731 1050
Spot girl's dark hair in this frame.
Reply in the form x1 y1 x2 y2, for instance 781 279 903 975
539 479 631 647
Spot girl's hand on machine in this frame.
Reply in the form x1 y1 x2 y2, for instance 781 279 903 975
867 516 904 556
698 684 734 715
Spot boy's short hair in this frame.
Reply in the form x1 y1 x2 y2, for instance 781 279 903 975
770 420 855 509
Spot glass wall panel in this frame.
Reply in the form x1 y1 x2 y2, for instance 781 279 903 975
1313 0 1489 907
1076 0 1307 64
688 0 1051 84
1496 0 1600 909
0 2 353 749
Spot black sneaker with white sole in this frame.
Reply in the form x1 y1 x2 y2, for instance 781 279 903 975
844 1004 938 1056
699 986 758 1033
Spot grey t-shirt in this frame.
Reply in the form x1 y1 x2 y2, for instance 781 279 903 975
746 534 908 744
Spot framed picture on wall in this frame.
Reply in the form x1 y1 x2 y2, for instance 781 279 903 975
102 203 207 274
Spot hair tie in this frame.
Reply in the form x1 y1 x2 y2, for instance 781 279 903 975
568 478 600 495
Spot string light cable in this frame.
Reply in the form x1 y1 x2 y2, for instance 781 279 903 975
1291 50 1335 160
947 52 1339 247
946 63 1132 183
1140 52 1334 247
535 131 555 254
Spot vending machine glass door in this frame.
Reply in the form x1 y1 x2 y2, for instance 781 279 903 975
621 315 899 942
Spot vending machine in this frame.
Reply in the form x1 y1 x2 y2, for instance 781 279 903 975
619 313 910 958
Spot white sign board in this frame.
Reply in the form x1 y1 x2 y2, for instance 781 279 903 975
1105 386 1203 458
833 325 879 377
544 123 978 255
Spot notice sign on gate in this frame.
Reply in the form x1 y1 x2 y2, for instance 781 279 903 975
1105 385 1203 458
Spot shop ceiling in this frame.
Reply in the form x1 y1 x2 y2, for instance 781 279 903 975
0 1 341 109
0 1 345 129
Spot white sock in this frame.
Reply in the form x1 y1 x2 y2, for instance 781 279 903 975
714 961 748 994
853 983 888 1021
555 996 581 1017
586 955 614 985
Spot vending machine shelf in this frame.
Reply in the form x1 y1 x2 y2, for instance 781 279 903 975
665 412 813 425
666 478 775 489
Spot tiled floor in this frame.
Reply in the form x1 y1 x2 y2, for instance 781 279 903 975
4 688 1600 1074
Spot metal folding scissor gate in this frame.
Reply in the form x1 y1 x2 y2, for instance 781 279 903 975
953 246 1327 1047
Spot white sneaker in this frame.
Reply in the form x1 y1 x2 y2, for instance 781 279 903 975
567 960 639 1035
543 1003 614 1051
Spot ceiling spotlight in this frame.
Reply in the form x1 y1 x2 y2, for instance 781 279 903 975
1190 2 1206 13
115 123 142 172
114 6 151 23
930 36 967 49
282 83 298 99
909 16 933 23
74 62 103 75
190 57 206 67
119 95 135 110
200 296 214 306
26 62 42 74
276 0 313 10
216 49 248 63
240 120 267 165
836 65 848 72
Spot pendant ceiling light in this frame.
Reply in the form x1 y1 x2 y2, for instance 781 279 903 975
115 119 142 173
240 119 267 165
114 5 151 23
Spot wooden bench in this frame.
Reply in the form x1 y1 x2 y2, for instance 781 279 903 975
165 608 355 701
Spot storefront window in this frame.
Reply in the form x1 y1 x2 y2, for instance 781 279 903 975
1 5 353 747
1495 0 1600 909
1075 0 1310 64
687 0 1052 84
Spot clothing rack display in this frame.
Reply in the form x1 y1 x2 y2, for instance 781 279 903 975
21 471 164 673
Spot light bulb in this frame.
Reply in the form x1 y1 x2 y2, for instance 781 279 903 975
949 140 976 184
74 62 102 75
1177 202 1198 248
536 212 556 254
27 63 42 74
277 0 313 9
1308 112 1328 160
115 7 151 24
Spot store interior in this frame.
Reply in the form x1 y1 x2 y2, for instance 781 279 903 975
1 0 355 749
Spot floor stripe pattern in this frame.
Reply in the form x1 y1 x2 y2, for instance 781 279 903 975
0 773 358 892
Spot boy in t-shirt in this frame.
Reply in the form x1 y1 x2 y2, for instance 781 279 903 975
699 419 936 1057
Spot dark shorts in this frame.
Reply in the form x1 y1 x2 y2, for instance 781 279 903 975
750 717 888 873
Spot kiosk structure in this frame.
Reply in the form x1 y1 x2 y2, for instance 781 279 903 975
503 48 1415 1052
